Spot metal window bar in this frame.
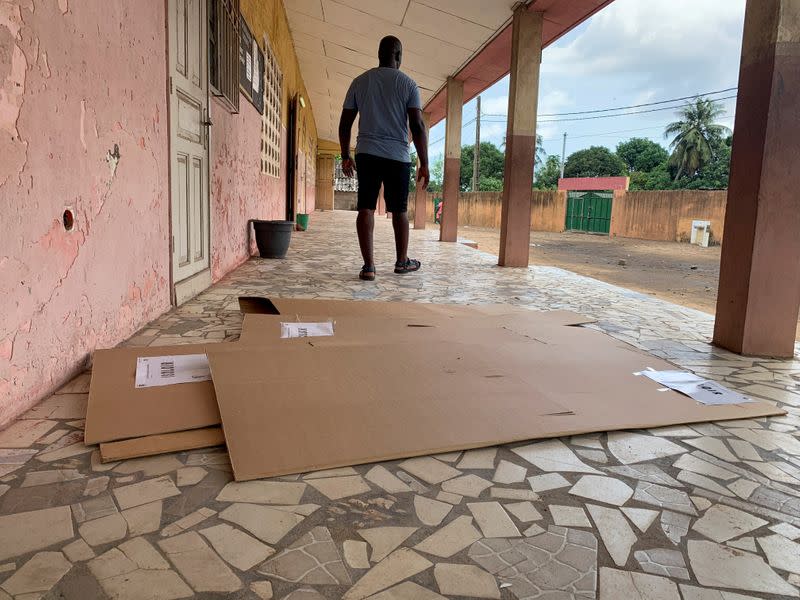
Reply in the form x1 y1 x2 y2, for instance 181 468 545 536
208 0 239 113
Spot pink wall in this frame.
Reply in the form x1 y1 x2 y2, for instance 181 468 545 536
209 96 315 279
0 1 320 428
0 1 171 427
209 97 287 279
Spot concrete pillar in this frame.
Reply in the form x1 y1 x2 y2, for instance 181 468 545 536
498 8 543 267
713 0 800 358
414 112 431 230
440 77 463 242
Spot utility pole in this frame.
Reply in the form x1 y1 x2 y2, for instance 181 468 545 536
472 95 481 192
560 132 567 179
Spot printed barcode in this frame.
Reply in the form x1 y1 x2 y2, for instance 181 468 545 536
160 361 176 378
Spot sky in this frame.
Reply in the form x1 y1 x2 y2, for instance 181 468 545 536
426 0 747 166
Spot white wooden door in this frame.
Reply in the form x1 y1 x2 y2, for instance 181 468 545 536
169 0 210 294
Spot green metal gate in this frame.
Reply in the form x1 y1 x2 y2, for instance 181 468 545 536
565 191 613 234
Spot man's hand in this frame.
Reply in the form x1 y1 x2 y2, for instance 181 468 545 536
417 164 430 190
342 157 356 178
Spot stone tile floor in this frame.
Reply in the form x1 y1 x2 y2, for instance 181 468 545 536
1 210 799 600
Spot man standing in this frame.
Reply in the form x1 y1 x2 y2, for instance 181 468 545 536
338 36 429 281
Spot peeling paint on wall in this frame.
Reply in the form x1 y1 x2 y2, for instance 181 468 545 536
0 1 29 187
0 0 170 428
0 0 320 428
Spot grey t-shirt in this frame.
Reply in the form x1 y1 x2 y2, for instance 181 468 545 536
343 67 421 163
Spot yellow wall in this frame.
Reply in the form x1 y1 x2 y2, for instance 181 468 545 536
240 0 317 157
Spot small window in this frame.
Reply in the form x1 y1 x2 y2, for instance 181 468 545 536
335 157 358 191
261 35 283 178
209 0 239 112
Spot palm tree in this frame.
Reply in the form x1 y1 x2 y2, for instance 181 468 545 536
664 97 730 181
535 134 546 168
501 134 546 167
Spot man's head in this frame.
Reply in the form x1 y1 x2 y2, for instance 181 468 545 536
378 36 402 68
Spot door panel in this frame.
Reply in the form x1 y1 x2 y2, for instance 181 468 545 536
188 0 202 86
176 0 187 77
191 156 203 260
177 91 202 143
169 0 210 289
176 153 190 266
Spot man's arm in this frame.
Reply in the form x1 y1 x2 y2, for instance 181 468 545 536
338 108 358 177
408 108 429 190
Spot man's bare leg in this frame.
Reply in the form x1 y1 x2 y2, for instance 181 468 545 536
391 211 409 264
357 209 375 268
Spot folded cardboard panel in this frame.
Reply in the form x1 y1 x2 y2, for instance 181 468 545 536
210 312 784 481
85 344 221 445
238 309 595 346
99 427 225 462
262 297 597 324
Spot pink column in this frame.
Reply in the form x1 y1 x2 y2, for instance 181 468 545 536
498 8 543 267
440 78 463 242
713 0 800 358
414 112 431 230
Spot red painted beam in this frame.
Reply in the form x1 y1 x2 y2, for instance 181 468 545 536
423 0 616 126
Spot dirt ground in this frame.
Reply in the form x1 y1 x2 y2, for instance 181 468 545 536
457 225 800 341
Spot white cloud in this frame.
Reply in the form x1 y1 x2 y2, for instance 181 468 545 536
480 94 509 115
431 0 746 159
542 0 746 95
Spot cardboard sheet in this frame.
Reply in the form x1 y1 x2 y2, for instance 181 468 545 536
254 297 598 325
207 339 570 481
99 427 225 462
85 344 220 445
86 298 783 476
209 313 783 481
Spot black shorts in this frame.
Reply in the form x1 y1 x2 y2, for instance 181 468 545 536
356 153 411 213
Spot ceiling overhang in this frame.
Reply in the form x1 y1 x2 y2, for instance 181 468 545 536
283 0 615 143
423 0 616 127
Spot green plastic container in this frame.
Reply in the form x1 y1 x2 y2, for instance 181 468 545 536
296 213 310 231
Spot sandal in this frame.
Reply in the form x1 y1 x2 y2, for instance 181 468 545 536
394 258 421 274
359 265 376 281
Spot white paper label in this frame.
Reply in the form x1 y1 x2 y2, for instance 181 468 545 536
640 370 754 405
280 322 335 339
135 354 211 388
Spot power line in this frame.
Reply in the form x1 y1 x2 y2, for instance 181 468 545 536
539 125 665 143
429 116 479 147
480 95 738 124
481 86 738 119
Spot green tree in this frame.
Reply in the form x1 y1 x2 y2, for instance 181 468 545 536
665 97 730 181
427 157 444 192
564 146 626 178
479 176 503 191
534 155 562 190
629 161 674 190
460 142 505 191
409 152 417 192
616 138 669 173
682 137 731 190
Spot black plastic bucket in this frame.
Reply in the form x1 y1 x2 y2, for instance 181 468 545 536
250 220 293 259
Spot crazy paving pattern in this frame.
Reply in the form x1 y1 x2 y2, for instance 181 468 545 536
1 210 799 599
